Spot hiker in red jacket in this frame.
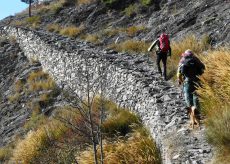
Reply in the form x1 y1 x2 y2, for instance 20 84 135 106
148 32 171 80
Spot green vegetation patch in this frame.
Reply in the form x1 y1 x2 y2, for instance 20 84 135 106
140 0 153 6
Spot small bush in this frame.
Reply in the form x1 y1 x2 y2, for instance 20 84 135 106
140 0 153 6
124 3 139 17
109 40 150 53
49 1 65 14
60 26 84 38
102 109 140 136
25 16 41 28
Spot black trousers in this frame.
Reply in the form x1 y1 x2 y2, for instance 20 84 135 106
156 51 167 79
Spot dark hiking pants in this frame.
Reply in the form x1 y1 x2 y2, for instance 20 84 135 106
156 51 167 80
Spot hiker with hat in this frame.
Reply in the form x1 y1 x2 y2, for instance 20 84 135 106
148 31 171 80
177 49 205 127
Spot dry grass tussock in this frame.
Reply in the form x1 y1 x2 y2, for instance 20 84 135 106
0 145 13 162
109 40 150 53
84 34 101 44
78 0 96 5
103 26 147 38
27 70 57 92
4 98 159 163
46 24 61 33
197 48 230 162
78 130 161 164
60 25 84 38
11 120 67 163
10 16 41 29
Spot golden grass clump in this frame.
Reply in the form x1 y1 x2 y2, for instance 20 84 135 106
8 93 20 103
171 35 210 57
103 28 120 37
109 40 150 53
198 49 230 114
78 0 96 5
11 128 49 163
197 49 230 162
11 120 67 163
60 25 84 38
126 26 146 37
46 24 61 33
27 71 57 92
78 130 161 164
14 80 24 92
85 34 101 44
0 146 13 162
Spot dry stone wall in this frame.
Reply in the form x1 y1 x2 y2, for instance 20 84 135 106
1 26 213 164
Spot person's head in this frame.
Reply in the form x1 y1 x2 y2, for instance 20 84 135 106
184 49 193 55
161 27 167 34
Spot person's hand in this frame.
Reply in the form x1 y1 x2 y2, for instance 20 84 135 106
178 79 182 86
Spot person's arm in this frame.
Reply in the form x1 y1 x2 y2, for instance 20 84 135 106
177 64 184 85
168 40 172 56
148 39 158 52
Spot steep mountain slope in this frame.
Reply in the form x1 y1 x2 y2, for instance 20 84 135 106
1 0 229 46
0 0 229 163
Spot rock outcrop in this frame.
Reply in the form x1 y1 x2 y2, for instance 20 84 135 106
1 26 213 163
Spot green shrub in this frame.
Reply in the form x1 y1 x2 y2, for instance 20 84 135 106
101 0 119 5
25 16 41 28
124 3 139 17
102 109 140 136
24 109 47 131
140 0 153 6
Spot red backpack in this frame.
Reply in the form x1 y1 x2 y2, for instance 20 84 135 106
159 33 170 52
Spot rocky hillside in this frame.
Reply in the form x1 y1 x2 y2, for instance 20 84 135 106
1 0 229 47
0 0 229 163
0 38 64 148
